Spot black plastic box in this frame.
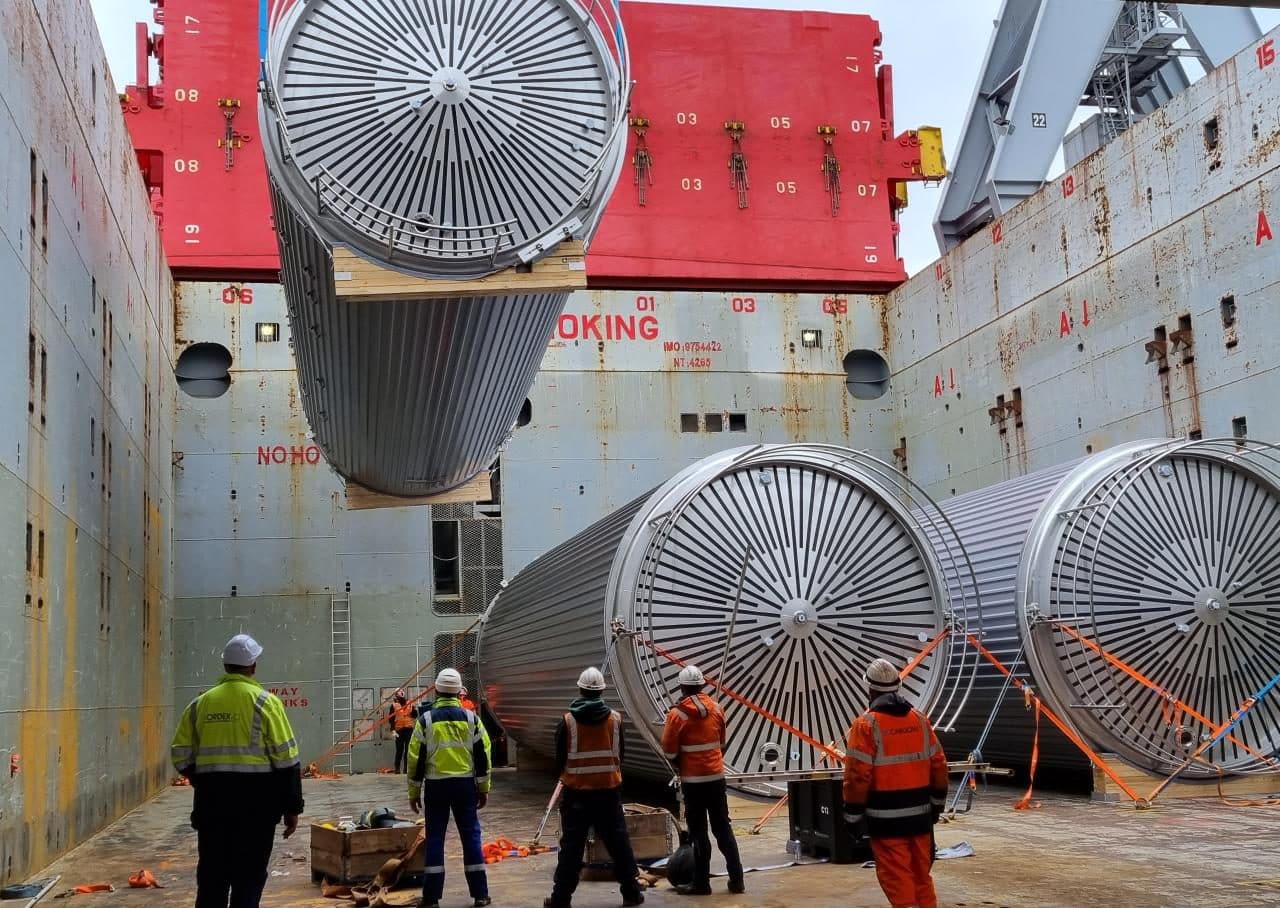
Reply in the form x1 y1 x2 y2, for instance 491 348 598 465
786 779 871 864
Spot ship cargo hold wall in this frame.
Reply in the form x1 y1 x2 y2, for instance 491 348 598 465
501 291 892 574
876 23 1280 501
172 282 490 772
0 0 177 884
481 444 981 779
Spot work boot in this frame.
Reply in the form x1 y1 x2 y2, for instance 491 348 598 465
728 876 746 894
475 900 493 907
543 899 570 908
621 894 645 907
676 883 713 896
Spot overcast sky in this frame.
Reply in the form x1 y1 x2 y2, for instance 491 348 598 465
88 0 1280 274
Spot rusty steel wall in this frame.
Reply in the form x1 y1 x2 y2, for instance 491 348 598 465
877 27 1280 502
0 0 177 883
172 282 485 773
501 290 887 573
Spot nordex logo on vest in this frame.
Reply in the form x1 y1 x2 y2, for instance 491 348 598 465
204 712 235 722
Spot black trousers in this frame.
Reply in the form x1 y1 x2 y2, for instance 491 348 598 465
682 779 743 886
549 788 641 905
394 728 412 773
195 816 276 908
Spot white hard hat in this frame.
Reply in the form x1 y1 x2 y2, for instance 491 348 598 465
435 668 463 694
678 665 705 687
577 667 607 691
865 658 901 693
222 634 263 667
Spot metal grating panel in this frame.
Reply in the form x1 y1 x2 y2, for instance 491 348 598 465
435 632 480 697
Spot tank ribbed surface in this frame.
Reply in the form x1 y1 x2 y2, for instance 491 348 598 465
271 182 567 496
261 0 630 277
939 439 1280 777
480 444 981 779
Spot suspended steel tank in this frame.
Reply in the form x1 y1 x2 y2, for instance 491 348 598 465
478 444 982 780
938 438 1280 777
259 0 630 496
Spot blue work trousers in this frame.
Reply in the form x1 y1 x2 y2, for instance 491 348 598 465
423 777 488 904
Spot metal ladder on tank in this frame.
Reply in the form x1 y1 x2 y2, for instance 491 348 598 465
330 594 353 775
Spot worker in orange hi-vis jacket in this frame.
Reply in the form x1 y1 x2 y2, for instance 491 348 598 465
842 659 949 908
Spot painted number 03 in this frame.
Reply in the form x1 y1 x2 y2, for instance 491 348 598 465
676 112 698 125
731 297 756 313
681 178 703 191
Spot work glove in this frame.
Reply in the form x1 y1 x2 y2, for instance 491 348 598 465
282 814 299 839
409 794 422 815
477 792 488 810
842 806 866 844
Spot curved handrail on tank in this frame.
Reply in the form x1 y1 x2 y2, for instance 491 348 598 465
261 0 633 263
313 168 519 264
1052 437 1280 775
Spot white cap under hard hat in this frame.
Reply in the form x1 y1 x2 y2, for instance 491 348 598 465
434 668 463 694
678 665 706 687
865 658 901 694
222 634 263 667
577 667 607 691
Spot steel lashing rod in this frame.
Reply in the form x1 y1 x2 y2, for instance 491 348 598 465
963 633 1147 805
1146 668 1280 805
947 638 1027 816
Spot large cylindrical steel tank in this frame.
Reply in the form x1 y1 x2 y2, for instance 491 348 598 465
478 444 982 780
259 0 630 496
940 438 1280 777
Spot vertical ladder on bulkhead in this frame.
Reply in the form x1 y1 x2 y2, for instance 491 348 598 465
330 594 353 775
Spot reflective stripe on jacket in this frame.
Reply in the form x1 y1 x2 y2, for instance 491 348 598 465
660 693 726 783
392 704 415 731
841 696 948 839
560 710 623 790
169 673 301 775
407 697 492 799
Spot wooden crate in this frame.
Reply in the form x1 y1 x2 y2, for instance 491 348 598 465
1091 753 1280 802
310 823 425 884
583 804 673 874
331 240 586 302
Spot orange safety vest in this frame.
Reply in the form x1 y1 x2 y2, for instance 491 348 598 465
393 704 415 731
660 693 726 783
561 710 623 790
842 703 948 839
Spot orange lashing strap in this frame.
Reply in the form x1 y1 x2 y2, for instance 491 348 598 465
1013 698 1041 811
638 637 845 765
129 870 163 889
964 633 1144 804
899 629 949 681
1053 620 1279 769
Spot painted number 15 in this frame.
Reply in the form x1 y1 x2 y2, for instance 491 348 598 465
1260 39 1277 70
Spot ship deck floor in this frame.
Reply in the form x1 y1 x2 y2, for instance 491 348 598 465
30 768 1280 907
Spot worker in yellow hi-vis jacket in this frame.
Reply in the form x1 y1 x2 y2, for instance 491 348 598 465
170 633 303 908
408 668 493 908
